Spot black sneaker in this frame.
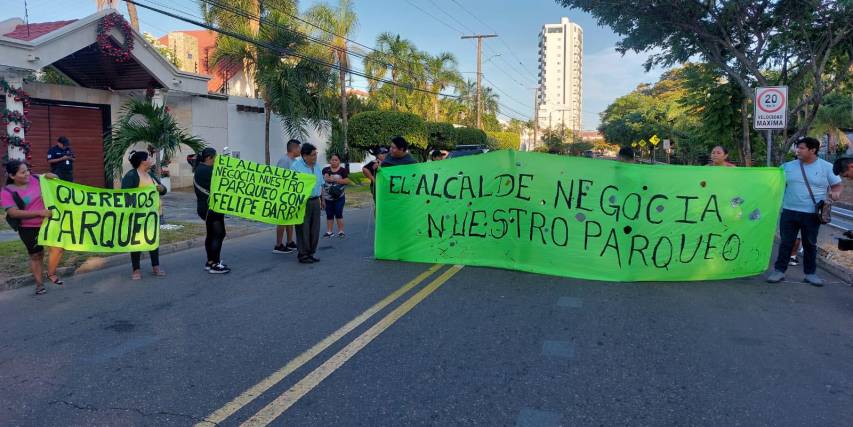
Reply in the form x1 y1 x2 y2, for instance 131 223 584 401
208 262 231 274
286 241 298 250
788 256 799 266
273 244 288 254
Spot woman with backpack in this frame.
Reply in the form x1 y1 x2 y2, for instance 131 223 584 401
2 160 65 295
193 148 230 274
322 153 350 238
121 151 168 280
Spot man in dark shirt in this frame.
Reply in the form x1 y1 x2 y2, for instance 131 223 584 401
381 136 417 167
47 136 74 181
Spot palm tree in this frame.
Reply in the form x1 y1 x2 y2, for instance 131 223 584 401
481 86 499 116
104 99 205 182
202 0 299 164
364 32 417 111
95 1 139 31
305 0 358 166
425 52 463 121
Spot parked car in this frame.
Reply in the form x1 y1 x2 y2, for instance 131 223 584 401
447 145 489 159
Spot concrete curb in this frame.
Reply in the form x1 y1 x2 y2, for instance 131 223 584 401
817 247 853 285
1 226 266 292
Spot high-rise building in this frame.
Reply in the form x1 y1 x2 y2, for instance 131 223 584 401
158 32 200 74
536 17 583 137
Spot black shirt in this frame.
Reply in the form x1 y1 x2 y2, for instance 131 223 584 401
381 153 417 167
194 163 213 216
47 146 73 173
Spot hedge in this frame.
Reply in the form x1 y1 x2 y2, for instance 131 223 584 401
455 127 488 147
425 121 457 150
348 111 427 151
486 131 521 150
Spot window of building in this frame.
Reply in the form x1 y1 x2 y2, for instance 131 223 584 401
187 53 193 59
547 28 562 33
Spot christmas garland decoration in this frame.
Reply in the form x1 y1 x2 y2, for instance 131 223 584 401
97 13 134 63
1 78 32 158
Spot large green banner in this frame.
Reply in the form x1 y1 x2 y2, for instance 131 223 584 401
375 151 784 282
39 179 160 252
209 155 316 225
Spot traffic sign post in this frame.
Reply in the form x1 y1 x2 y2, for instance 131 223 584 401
754 86 788 166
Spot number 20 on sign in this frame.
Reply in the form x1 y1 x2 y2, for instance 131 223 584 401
754 86 787 130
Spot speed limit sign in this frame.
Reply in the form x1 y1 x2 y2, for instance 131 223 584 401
754 86 787 129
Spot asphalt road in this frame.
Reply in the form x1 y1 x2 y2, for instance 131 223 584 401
1 207 852 426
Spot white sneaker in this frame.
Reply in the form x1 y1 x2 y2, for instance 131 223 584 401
208 262 231 274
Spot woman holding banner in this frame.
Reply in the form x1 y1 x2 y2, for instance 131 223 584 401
193 148 230 274
121 151 168 280
2 160 65 295
709 146 736 167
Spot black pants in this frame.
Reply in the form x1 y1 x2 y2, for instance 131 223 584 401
131 249 160 271
774 209 821 275
296 198 321 260
53 170 73 182
204 211 226 263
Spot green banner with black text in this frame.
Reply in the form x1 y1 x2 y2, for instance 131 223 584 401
375 151 784 282
208 155 316 225
38 179 160 252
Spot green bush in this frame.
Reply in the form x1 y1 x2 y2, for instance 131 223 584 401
348 111 427 151
486 131 521 150
455 127 488 147
426 121 457 150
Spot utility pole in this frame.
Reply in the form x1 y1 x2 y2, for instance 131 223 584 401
461 34 497 129
531 87 539 150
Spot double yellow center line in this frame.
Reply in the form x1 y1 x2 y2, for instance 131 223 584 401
196 263 464 426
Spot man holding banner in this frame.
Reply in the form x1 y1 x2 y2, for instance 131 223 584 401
290 143 325 264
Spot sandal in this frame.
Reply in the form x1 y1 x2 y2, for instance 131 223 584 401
131 271 142 281
152 267 167 277
35 287 47 295
48 274 64 286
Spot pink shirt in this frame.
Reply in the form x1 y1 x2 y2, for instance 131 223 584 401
1 176 46 228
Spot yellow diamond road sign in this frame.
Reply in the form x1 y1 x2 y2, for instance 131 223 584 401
649 134 660 146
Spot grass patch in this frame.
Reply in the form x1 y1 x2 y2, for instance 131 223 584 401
0 221 207 280
0 212 9 231
348 171 366 185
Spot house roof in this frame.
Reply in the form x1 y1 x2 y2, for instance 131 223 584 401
0 10 210 95
3 20 78 41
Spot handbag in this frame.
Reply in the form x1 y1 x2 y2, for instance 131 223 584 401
3 187 25 231
799 160 832 224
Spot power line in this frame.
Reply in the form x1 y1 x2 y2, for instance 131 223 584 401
482 76 532 109
128 0 461 99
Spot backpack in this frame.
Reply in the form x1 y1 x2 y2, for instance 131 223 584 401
3 187 26 232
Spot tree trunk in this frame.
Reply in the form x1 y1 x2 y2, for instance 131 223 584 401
741 97 752 166
264 99 271 165
339 66 350 171
391 70 398 111
433 96 439 121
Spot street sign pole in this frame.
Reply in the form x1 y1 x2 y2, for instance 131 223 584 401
766 129 772 166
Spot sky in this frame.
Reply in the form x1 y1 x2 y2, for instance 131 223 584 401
4 0 666 129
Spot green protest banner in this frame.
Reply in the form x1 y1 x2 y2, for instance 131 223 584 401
208 155 316 225
375 151 784 282
38 179 160 252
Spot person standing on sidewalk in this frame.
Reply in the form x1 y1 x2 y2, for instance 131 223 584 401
273 139 301 254
322 153 350 238
122 151 168 281
767 137 843 286
290 143 324 264
381 136 417 167
2 160 65 295
193 147 230 274
46 136 74 182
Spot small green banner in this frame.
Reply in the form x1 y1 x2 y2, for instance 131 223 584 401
375 151 784 282
39 179 160 252
209 155 316 225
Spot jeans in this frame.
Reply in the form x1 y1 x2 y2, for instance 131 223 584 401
773 209 821 275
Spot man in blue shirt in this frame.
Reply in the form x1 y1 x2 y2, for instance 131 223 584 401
290 143 325 264
273 139 302 254
767 137 843 286
47 136 74 182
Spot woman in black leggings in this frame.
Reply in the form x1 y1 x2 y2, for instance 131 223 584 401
193 148 230 274
122 151 167 280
